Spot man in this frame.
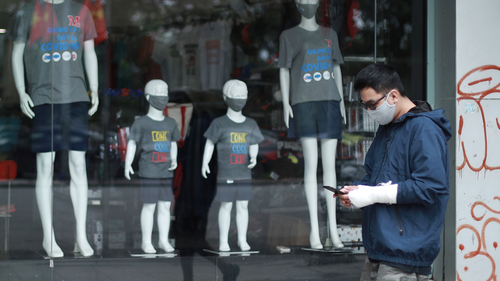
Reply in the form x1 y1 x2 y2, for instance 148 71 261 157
338 64 451 280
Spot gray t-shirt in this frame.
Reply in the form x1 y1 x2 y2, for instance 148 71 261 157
204 115 264 180
129 115 182 178
12 0 97 106
278 26 344 106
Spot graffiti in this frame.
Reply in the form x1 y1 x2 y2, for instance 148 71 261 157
456 65 500 174
457 196 500 281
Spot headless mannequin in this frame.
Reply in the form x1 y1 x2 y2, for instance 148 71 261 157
279 0 345 249
11 0 98 257
201 88 258 252
124 91 177 254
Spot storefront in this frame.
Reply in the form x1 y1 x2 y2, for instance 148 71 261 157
0 0 458 280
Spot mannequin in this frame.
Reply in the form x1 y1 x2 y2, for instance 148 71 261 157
11 0 98 257
201 80 264 252
278 0 345 249
124 80 181 254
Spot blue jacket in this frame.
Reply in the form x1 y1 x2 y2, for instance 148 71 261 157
355 101 451 267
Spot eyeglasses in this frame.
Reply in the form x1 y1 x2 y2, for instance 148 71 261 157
359 92 389 110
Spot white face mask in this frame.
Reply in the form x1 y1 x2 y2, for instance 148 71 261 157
367 94 396 125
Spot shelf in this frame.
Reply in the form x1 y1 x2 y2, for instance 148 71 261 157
344 56 387 63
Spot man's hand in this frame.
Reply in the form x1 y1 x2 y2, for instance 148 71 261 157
336 185 359 208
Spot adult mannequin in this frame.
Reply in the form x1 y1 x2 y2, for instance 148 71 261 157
201 80 264 252
278 0 345 249
11 0 98 257
124 80 181 254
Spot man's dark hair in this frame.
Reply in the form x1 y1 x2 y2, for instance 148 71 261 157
353 64 406 96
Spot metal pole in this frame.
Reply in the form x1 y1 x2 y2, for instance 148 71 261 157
374 0 377 62
5 165 11 251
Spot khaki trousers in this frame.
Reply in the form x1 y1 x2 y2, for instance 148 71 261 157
360 258 430 281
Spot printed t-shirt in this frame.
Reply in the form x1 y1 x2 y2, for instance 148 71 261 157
128 115 182 178
199 20 232 91
152 28 183 90
12 0 97 106
278 26 344 106
204 115 264 180
178 25 201 90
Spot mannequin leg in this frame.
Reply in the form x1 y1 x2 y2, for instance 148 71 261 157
68 150 94 256
300 137 322 249
141 203 157 253
321 139 344 248
235 200 250 251
157 200 174 252
218 202 233 251
36 152 64 257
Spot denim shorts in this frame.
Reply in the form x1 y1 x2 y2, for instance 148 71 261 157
287 100 343 139
32 102 89 152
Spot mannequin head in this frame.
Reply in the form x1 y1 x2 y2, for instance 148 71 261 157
145 79 169 111
223 79 248 112
295 0 319 19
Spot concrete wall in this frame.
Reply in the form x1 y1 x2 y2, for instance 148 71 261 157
454 0 500 280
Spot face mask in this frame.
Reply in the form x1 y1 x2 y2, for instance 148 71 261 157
297 3 318 19
224 96 247 112
367 95 396 125
148 95 169 110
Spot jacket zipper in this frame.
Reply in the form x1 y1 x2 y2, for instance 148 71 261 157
370 126 395 249
368 124 403 245
394 205 404 235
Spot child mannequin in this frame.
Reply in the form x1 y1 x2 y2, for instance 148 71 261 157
125 80 182 253
202 80 264 252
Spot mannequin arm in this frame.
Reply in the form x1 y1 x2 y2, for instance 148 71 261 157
169 141 178 170
279 68 294 128
12 41 35 119
124 140 137 180
333 64 346 125
201 139 215 179
247 144 258 169
84 39 99 116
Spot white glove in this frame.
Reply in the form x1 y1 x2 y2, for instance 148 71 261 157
349 181 398 208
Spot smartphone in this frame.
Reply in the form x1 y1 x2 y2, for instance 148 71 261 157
323 185 346 195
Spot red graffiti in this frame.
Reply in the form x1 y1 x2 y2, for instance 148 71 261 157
457 197 500 280
456 65 500 173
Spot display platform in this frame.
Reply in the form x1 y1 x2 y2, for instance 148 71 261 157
128 250 177 258
203 249 260 256
301 247 354 254
36 251 98 260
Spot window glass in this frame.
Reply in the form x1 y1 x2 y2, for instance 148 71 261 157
0 0 424 279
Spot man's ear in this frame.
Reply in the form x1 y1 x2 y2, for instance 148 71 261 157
146 94 150 101
389 90 399 103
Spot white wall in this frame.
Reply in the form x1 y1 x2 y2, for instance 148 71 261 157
455 1 500 280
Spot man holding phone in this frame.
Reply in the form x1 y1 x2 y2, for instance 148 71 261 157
337 64 451 281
